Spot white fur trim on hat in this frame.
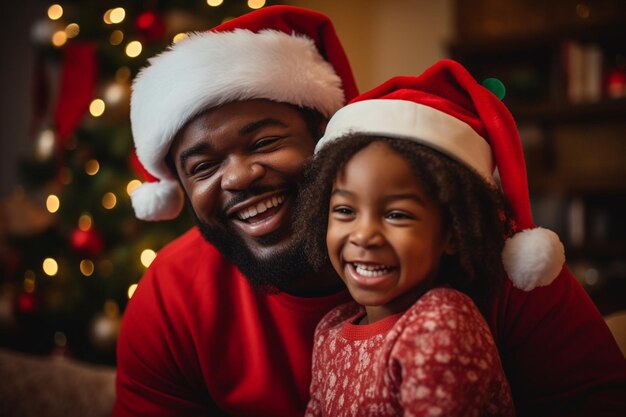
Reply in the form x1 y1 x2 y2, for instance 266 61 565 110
132 28 344 182
130 179 184 221
316 99 496 184
130 28 345 221
502 227 565 291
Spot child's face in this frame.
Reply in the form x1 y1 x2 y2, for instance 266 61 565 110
326 142 454 322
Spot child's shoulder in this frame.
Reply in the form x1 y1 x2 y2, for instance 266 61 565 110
400 287 487 335
418 287 477 311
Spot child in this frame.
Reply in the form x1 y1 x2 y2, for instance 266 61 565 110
296 60 566 416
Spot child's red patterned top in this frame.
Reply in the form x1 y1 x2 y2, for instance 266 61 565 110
305 287 515 417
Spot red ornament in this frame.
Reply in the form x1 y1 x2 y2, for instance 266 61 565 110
135 11 165 42
70 228 104 256
17 293 37 314
606 67 626 98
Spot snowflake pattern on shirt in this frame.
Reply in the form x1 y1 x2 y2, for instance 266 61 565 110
305 287 515 417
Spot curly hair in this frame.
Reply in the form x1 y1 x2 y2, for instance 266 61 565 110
293 134 514 306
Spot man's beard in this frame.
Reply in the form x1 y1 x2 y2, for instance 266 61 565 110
191 204 314 293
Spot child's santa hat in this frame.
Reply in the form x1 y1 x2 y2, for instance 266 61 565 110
316 59 565 291
130 5 358 221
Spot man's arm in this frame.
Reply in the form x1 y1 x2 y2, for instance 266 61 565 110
494 266 626 417
113 266 225 417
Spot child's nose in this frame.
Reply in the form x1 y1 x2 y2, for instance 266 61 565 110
350 218 384 248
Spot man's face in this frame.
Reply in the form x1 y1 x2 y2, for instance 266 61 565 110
170 99 318 289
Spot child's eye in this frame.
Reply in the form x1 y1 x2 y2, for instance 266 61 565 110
386 211 414 221
332 206 355 218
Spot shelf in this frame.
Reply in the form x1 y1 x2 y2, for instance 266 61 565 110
508 97 626 124
449 22 626 56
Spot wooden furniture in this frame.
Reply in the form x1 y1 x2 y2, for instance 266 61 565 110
449 0 626 314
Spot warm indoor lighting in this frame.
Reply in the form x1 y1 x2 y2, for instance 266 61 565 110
51 30 67 47
140 249 156 268
104 82 125 105
43 258 59 276
85 159 100 175
105 7 126 24
48 4 63 20
126 179 141 195
110 30 124 45
125 40 142 58
576 3 590 19
23 277 36 293
173 33 188 44
78 213 92 231
35 129 55 160
115 66 131 82
80 259 95 276
127 283 138 299
65 23 80 38
89 99 105 117
207 0 224 6
46 194 60 213
247 0 266 10
102 192 117 209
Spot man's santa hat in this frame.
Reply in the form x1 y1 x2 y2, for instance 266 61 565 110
316 59 565 291
130 5 358 221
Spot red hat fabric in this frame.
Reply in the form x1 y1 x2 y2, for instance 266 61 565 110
317 59 565 291
130 5 358 221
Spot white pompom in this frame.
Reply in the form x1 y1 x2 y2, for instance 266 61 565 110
502 227 565 291
130 179 184 221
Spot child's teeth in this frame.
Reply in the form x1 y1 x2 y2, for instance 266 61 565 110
354 263 392 277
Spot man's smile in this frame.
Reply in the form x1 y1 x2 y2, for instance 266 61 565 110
228 191 292 238
235 193 286 221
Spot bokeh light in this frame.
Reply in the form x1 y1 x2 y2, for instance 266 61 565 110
125 41 142 58
102 192 117 209
46 194 60 213
80 259 95 276
248 0 266 10
89 99 106 117
127 283 138 299
43 258 59 276
126 180 141 196
85 159 100 176
47 4 63 20
140 249 156 268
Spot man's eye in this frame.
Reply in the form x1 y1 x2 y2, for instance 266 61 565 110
252 137 280 150
190 161 218 176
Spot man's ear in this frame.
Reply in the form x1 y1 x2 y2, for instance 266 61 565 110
318 118 328 137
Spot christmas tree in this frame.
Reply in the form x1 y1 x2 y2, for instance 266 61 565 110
0 0 276 365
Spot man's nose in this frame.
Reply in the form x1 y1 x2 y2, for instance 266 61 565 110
349 217 385 248
220 156 266 191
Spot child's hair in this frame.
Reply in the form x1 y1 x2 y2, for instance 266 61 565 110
294 134 514 304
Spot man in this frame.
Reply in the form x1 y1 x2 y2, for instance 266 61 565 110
114 5 626 417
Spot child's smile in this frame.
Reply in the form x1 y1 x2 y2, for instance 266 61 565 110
326 141 455 323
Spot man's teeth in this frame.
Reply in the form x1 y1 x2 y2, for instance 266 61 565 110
353 263 393 277
237 195 285 220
